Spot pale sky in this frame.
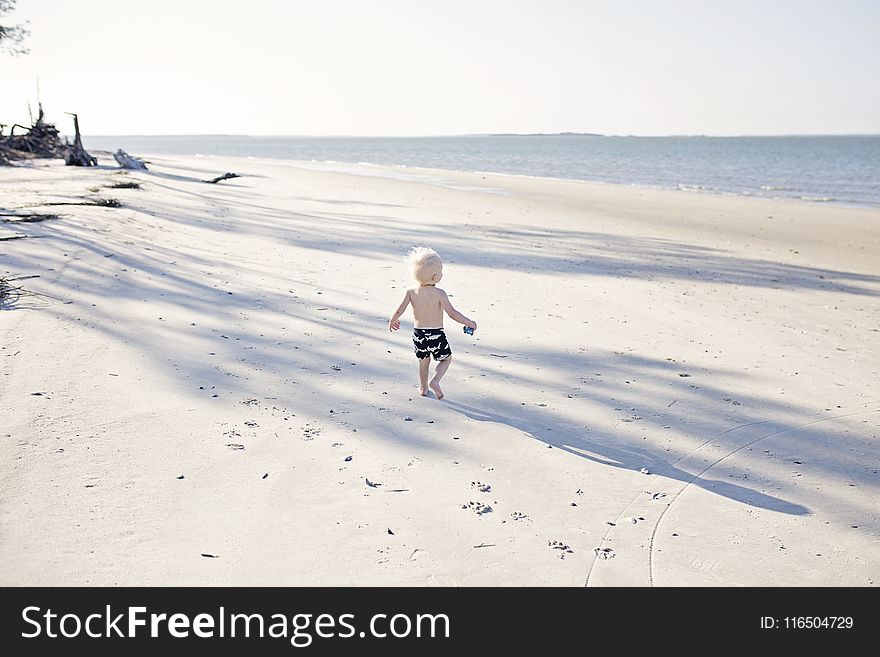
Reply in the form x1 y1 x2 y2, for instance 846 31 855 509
2 0 878 136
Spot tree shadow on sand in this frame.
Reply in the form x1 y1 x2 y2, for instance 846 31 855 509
443 398 812 515
132 167 880 296
5 167 879 533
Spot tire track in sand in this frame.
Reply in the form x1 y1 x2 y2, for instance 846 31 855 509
585 401 880 587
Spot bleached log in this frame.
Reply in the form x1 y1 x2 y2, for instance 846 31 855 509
114 149 148 170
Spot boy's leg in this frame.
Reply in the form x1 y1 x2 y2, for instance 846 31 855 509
418 357 430 396
429 356 451 399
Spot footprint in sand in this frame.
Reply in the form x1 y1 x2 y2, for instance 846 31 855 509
461 501 492 515
302 424 322 440
470 481 491 493
226 443 245 450
548 540 573 553
594 547 615 559
510 511 528 521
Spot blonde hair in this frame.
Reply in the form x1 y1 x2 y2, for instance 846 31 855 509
406 246 443 284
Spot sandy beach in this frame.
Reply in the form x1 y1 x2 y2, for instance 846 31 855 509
1 154 878 587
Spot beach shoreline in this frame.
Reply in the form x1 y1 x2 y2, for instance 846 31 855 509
79 133 880 211
165 152 878 210
1 154 878 586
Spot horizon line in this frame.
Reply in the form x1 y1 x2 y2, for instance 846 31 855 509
80 132 880 139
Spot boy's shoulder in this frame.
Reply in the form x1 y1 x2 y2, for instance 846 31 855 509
409 285 446 294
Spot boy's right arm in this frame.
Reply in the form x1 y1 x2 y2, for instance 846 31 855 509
388 291 411 331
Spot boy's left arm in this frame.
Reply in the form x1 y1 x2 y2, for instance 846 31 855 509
388 291 411 331
439 290 476 329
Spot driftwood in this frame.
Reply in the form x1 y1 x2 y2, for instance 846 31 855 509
113 149 147 170
63 113 97 167
0 212 60 223
0 104 65 162
35 199 119 208
0 275 54 309
0 275 33 307
205 172 240 184
0 276 11 306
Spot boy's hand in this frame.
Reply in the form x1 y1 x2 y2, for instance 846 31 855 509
467 320 477 331
389 318 400 332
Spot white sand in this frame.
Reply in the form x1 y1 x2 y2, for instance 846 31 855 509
1 154 878 586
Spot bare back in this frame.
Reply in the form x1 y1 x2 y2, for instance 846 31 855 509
408 285 445 328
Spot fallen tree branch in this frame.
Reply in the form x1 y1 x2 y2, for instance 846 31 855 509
204 172 241 184
1 274 65 309
0 277 12 306
5 274 41 281
0 212 60 223
31 199 119 208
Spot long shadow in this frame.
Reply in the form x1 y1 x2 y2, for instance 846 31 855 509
4 164 879 531
40 155 868 298
119 180 880 295
443 399 810 515
5 223 874 521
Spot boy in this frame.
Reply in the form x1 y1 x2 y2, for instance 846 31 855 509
388 247 477 399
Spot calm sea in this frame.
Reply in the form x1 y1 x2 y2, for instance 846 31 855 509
82 135 880 208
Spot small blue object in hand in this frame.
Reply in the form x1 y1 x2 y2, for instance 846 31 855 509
463 326 475 335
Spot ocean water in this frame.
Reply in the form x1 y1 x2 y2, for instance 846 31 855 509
82 134 880 208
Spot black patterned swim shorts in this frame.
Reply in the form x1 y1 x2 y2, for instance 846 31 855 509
412 327 452 361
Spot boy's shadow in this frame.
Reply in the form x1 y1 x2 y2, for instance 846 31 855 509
442 399 809 516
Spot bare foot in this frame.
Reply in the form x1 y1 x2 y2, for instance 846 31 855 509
429 380 444 399
419 387 428 397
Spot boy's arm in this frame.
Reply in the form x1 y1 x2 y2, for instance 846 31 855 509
388 291 411 331
439 290 476 329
